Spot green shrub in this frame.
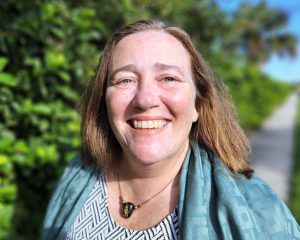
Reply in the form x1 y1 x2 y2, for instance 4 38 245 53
289 94 300 223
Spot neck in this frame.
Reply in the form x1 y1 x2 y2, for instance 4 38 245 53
116 141 189 202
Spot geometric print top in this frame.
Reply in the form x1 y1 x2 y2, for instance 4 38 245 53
65 173 179 240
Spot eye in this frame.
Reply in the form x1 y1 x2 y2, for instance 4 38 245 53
163 76 177 82
119 79 133 84
114 78 136 87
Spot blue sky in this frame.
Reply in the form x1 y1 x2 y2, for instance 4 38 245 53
263 0 300 83
218 0 300 83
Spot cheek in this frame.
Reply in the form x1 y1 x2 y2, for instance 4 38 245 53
105 89 134 121
166 88 197 121
105 90 122 122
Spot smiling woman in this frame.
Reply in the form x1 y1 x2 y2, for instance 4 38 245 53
42 20 300 240
106 31 198 171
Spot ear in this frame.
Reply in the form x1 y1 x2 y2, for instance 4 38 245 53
192 106 198 122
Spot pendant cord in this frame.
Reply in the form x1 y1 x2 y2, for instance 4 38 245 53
118 172 177 208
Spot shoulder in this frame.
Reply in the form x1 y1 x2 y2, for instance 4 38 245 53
185 143 300 238
232 173 300 237
42 156 99 240
210 155 300 237
49 155 99 206
59 155 97 182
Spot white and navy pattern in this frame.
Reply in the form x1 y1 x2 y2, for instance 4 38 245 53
66 173 179 240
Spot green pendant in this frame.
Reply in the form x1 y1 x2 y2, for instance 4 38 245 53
122 202 138 218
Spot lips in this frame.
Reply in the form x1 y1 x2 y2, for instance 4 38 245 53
130 120 168 129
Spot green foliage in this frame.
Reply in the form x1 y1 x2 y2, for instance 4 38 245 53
0 0 295 239
0 58 18 86
289 94 300 223
210 52 292 129
0 203 14 237
0 1 88 238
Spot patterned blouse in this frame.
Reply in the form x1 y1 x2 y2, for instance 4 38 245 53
66 173 179 240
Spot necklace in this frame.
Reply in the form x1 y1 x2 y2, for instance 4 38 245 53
118 174 177 218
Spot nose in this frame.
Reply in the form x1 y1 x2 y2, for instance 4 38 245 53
131 80 160 111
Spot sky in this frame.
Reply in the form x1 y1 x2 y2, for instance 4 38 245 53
263 0 300 83
218 0 300 83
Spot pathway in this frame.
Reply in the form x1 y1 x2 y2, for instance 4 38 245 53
249 93 298 202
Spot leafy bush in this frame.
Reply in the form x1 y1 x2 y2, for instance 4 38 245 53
0 1 96 238
290 94 300 223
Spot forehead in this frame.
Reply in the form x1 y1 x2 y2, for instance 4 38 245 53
110 30 191 70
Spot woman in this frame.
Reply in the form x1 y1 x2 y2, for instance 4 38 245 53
42 20 300 239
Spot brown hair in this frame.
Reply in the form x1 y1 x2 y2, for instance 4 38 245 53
80 19 253 178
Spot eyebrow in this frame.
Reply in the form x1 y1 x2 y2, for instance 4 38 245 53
153 63 186 77
108 62 186 80
108 64 138 80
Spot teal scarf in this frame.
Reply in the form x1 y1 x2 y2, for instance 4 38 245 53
42 142 300 239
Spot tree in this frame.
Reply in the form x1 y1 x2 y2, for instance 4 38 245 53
226 1 297 64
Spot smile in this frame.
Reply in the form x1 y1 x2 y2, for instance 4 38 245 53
131 120 168 129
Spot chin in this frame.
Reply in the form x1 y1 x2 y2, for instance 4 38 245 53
120 138 190 167
133 150 164 165
126 145 170 165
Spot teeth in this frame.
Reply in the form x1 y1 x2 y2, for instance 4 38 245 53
132 120 167 129
148 121 153 128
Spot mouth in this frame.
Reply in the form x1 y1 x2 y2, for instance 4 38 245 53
129 120 169 129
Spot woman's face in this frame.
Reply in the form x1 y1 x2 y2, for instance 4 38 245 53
106 31 198 166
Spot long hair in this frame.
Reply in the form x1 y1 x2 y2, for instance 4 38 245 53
80 19 253 177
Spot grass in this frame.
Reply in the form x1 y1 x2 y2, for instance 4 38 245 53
289 92 300 223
